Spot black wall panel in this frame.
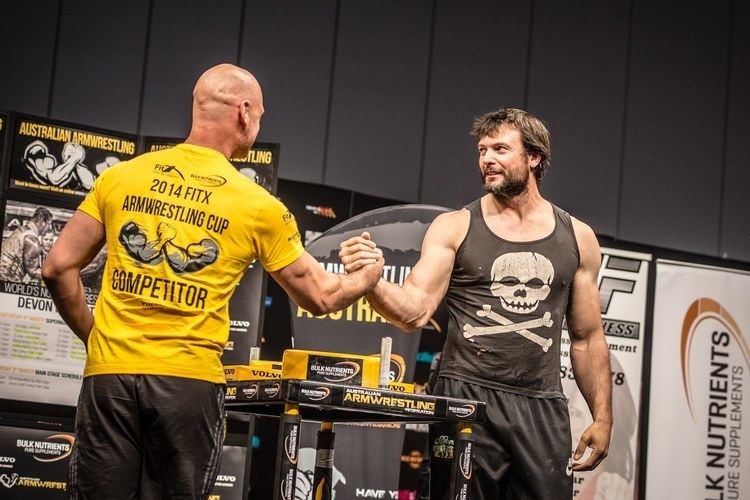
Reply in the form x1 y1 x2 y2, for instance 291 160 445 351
0 0 747 261
419 0 532 209
0 0 60 115
239 0 337 184
527 0 630 237
139 0 243 137
619 0 731 256
50 0 150 133
721 1 750 262
324 0 433 202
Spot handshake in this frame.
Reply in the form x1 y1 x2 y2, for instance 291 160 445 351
338 231 384 291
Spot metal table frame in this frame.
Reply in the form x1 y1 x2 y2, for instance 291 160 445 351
226 379 485 500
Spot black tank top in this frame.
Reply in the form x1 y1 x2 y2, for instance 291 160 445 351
438 199 580 398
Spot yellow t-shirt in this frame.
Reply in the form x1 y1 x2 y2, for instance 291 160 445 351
78 143 303 383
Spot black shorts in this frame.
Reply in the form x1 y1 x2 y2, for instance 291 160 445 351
69 374 225 499
429 377 573 500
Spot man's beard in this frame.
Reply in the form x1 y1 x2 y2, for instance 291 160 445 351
483 168 529 199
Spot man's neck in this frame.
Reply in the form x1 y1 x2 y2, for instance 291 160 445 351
184 128 234 159
483 184 547 219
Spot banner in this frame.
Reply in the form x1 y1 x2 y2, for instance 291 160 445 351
8 114 137 198
140 137 280 365
210 445 246 500
0 425 74 498
0 111 8 168
258 179 354 361
646 260 749 499
291 205 449 499
277 179 352 246
0 201 105 405
222 142 280 364
560 247 650 499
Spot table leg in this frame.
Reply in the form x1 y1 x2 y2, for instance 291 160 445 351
312 420 335 499
274 403 301 500
448 422 473 500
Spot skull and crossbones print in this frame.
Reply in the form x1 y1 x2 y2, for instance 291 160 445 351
463 252 555 352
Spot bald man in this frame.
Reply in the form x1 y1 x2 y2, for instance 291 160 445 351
43 64 383 499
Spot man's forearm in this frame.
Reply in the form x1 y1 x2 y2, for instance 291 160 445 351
570 334 612 424
46 271 94 345
315 271 379 314
365 279 428 332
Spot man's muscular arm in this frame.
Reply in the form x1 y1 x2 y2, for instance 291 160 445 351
22 235 44 281
42 210 105 345
48 142 86 187
339 211 466 332
567 219 612 471
271 234 383 316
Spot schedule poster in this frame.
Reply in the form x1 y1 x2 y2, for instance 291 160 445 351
8 114 137 198
0 201 104 406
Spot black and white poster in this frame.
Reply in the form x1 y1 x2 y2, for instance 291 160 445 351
229 142 278 195
8 114 137 198
225 143 280 364
0 201 105 406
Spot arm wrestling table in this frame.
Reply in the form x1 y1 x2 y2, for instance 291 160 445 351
226 378 486 500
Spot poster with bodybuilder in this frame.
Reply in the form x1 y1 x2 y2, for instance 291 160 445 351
8 114 137 198
0 200 106 406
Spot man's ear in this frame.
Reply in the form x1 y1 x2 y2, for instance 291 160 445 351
527 152 542 169
239 100 251 127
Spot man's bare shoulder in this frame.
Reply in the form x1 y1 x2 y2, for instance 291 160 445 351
570 216 601 266
426 208 471 249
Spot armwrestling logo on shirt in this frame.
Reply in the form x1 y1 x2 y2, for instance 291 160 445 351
119 221 219 273
463 252 555 352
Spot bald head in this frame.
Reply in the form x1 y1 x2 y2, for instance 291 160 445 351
193 64 260 112
186 63 264 158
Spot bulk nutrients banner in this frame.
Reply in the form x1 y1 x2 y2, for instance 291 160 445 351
0 425 74 499
561 247 650 499
646 260 748 499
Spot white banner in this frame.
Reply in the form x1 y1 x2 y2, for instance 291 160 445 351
647 260 749 499
561 247 651 499
0 201 104 406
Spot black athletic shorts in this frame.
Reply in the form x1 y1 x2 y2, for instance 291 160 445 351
428 377 573 500
69 374 225 499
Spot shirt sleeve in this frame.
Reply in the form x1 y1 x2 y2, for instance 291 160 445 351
77 169 107 223
255 195 305 272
